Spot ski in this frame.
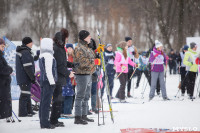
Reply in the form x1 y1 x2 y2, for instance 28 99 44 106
97 30 114 123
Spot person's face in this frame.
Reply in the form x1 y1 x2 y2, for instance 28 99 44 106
143 55 146 58
26 42 33 48
107 46 112 52
127 40 132 47
0 44 5 52
193 46 197 51
67 47 73 54
183 50 187 53
84 35 91 44
171 51 174 54
157 46 163 51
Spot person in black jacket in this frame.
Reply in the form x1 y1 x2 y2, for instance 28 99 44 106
168 49 177 74
16 37 35 117
50 28 74 127
0 38 13 120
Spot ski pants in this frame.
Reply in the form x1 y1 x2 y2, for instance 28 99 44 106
149 71 167 99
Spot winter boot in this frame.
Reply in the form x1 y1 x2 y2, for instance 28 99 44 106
82 115 94 122
127 92 133 98
74 116 88 125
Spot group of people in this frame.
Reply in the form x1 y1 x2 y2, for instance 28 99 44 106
0 28 200 129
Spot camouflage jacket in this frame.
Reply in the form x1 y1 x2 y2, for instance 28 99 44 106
74 40 96 75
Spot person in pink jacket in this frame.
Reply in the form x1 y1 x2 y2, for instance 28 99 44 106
114 41 137 102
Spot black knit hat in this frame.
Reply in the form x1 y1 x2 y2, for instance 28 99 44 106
22 37 32 46
125 37 132 42
79 30 90 41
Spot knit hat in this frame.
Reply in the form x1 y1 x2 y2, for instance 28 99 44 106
105 43 112 49
125 37 132 42
66 43 74 49
79 30 90 41
190 42 197 49
142 51 147 56
22 37 32 46
183 45 189 51
155 40 163 48
0 38 5 45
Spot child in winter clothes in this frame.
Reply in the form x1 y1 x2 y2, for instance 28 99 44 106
39 38 57 129
149 40 169 101
183 42 198 99
62 43 75 117
136 52 151 88
114 41 137 102
102 43 115 98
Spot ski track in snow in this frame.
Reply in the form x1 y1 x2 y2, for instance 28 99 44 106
0 73 200 133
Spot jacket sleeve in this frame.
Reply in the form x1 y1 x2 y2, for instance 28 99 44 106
54 46 70 78
0 59 13 76
74 48 95 68
104 52 109 63
114 52 121 67
139 57 144 66
21 51 35 81
44 55 55 85
128 57 136 67
183 52 193 66
149 52 155 63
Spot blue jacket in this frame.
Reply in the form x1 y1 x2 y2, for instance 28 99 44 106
62 76 74 96
16 45 35 85
104 49 115 76
138 55 149 71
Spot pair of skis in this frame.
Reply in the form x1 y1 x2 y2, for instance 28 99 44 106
96 30 114 124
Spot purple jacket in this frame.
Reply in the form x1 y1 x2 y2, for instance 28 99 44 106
149 47 166 72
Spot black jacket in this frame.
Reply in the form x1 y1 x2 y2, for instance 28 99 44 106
16 45 35 85
0 51 13 119
53 41 70 86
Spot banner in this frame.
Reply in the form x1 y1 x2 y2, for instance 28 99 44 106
3 36 20 100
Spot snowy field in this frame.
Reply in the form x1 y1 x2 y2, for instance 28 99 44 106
0 73 200 133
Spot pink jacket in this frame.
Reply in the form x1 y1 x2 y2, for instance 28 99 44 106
114 51 136 73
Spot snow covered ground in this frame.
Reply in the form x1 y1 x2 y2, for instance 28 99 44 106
1 73 200 133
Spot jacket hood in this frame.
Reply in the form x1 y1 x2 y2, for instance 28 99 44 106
40 38 54 55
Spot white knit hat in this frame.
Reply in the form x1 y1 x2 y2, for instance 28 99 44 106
155 40 163 48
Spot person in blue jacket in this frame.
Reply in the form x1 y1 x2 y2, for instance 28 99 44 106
102 43 115 98
136 52 151 88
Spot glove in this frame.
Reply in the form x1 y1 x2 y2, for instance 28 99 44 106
132 51 135 55
51 84 56 89
135 63 139 68
95 44 105 53
121 65 126 71
31 79 36 84
94 59 101 65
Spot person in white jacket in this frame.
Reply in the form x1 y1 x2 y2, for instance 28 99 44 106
39 38 57 129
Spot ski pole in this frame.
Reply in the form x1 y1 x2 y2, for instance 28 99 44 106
114 66 127 80
141 81 148 99
129 66 138 81
12 110 21 122
174 89 180 98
